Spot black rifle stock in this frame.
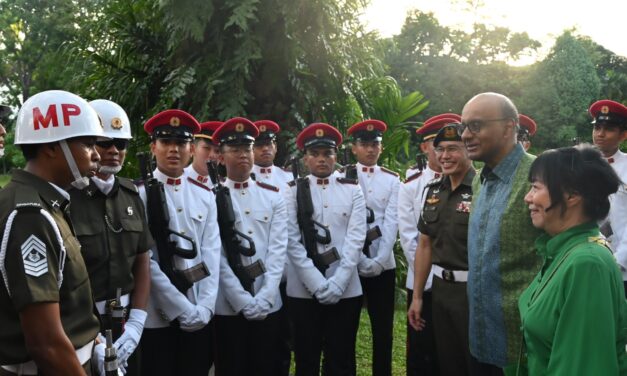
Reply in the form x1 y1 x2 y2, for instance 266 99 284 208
207 161 264 295
138 153 202 294
290 156 338 275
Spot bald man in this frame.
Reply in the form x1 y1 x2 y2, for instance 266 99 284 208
459 93 541 374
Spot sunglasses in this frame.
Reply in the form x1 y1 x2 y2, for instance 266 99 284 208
96 139 129 150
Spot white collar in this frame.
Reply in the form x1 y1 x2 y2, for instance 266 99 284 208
92 175 116 195
48 182 70 201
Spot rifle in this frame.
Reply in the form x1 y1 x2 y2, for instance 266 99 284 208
415 153 427 172
104 330 119 376
290 156 339 275
138 153 208 294
340 148 381 257
207 161 265 295
109 288 125 341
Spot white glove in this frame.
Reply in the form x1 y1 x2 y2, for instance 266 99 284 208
93 342 106 376
114 309 146 366
178 306 210 332
242 300 267 321
316 279 343 305
359 258 384 277
313 280 330 301
255 297 272 316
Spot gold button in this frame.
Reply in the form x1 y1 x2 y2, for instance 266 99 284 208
198 214 202 219
177 208 182 213
248 230 253 234
264 216 268 220
245 210 250 215
175 187 180 192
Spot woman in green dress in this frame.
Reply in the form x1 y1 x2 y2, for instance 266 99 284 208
518 144 627 375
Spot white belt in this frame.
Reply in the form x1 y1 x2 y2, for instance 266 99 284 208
1 340 94 375
95 293 130 315
432 264 468 283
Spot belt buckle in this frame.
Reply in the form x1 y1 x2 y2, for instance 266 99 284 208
442 269 455 282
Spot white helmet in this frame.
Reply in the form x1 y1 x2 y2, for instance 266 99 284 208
15 90 105 145
89 99 132 139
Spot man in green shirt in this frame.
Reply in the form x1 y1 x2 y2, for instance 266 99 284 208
0 90 104 375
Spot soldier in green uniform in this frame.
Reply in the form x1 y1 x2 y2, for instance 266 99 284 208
69 99 153 375
0 90 104 375
408 124 480 375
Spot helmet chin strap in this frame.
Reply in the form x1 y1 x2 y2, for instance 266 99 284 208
59 140 90 190
99 165 122 175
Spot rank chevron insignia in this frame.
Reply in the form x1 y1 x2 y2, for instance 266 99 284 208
21 235 48 277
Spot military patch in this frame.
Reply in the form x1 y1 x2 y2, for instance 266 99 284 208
127 206 134 216
461 193 472 200
426 194 440 205
21 235 48 277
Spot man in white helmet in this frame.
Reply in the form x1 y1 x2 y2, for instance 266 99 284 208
0 90 104 375
69 99 152 375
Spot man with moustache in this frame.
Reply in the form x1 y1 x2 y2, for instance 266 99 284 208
0 90 104 375
252 120 293 188
69 99 152 375
459 92 541 374
185 120 222 188
408 124 478 375
588 100 627 295
399 114 456 376
285 123 366 376
211 117 288 376
138 109 221 376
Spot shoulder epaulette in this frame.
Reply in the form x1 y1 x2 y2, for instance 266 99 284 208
404 171 423 184
118 177 139 194
380 166 399 177
426 176 443 187
336 177 358 185
256 181 279 192
588 235 611 250
14 186 43 210
287 180 296 187
187 177 211 192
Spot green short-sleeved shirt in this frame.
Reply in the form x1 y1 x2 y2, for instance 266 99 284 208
0 170 100 364
518 222 627 375
418 168 475 270
69 178 154 301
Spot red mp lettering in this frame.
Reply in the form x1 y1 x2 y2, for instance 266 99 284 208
33 104 81 130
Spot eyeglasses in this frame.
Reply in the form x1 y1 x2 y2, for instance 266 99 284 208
456 118 513 135
435 145 464 154
96 139 129 150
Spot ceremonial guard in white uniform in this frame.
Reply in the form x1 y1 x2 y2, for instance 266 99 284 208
336 119 399 376
252 120 293 189
400 114 457 376
210 117 288 376
589 100 627 292
184 120 222 189
518 114 537 152
285 123 366 376
138 110 221 376
252 119 293 375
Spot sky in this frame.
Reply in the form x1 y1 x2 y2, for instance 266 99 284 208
361 0 627 65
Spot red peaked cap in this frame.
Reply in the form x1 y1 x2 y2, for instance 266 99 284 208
296 123 343 150
588 100 627 127
518 114 537 136
212 117 259 146
196 121 223 140
144 109 201 141
417 113 462 141
253 120 280 143
347 119 387 142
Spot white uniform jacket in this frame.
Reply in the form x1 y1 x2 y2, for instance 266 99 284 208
252 164 293 190
139 169 222 328
337 163 399 272
284 175 366 299
398 167 438 290
606 150 627 280
184 164 214 189
215 178 288 315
